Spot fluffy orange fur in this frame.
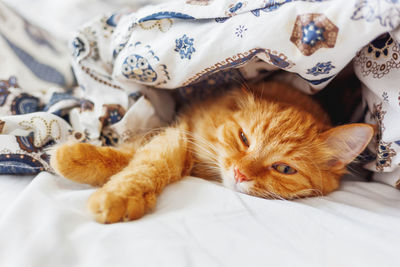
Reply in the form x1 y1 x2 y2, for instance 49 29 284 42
50 81 374 223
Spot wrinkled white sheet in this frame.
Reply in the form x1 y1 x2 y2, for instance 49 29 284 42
0 174 33 213
0 172 399 267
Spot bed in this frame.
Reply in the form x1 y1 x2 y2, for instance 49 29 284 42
0 0 400 266
1 172 400 267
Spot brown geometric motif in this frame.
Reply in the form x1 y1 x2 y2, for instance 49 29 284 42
354 34 400 79
396 179 400 190
290 13 339 56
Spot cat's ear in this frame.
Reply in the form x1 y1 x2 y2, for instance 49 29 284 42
320 123 374 169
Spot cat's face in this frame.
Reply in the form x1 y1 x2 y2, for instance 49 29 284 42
214 91 373 199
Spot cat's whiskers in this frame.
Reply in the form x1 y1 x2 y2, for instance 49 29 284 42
292 188 323 199
185 140 218 163
176 129 219 155
250 186 289 201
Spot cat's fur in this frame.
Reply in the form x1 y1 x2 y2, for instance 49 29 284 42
50 81 374 223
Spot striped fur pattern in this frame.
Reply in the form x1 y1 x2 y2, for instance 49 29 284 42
51 81 374 223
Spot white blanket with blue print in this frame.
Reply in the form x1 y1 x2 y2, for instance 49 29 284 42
1 0 400 188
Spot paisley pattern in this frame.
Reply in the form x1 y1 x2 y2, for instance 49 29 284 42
0 153 45 174
11 93 40 115
122 54 158 82
16 133 39 153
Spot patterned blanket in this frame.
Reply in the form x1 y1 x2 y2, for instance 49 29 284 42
1 0 400 188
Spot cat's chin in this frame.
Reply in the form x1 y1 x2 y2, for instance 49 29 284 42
221 168 252 195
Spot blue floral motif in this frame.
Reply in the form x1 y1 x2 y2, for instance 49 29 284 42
235 25 247 38
122 54 158 82
306 61 335 76
351 0 400 28
175 34 196 60
301 22 325 46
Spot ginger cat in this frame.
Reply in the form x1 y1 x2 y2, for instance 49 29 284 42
50 81 374 223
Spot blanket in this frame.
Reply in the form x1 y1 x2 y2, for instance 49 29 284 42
1 0 400 188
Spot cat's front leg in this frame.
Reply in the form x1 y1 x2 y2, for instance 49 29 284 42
88 126 192 223
50 142 134 186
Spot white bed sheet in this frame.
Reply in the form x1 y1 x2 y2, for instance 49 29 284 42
0 174 34 213
0 172 399 267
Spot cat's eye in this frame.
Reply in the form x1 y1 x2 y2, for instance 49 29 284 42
272 163 297 175
239 130 249 147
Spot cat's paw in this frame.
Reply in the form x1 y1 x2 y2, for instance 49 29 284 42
88 188 157 223
50 142 130 186
50 142 102 185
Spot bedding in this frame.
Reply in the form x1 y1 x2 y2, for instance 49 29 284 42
0 172 400 267
0 0 400 266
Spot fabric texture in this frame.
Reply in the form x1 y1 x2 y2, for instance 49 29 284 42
0 0 400 188
0 172 399 267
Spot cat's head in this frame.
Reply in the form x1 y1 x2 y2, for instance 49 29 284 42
215 88 374 199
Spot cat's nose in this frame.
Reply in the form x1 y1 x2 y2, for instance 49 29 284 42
234 168 250 183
